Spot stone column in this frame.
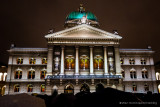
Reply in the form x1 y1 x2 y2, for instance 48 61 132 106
104 46 108 75
60 46 65 75
75 46 79 75
114 47 121 75
47 46 53 75
90 46 94 75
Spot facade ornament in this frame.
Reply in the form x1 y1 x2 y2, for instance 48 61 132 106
142 67 147 71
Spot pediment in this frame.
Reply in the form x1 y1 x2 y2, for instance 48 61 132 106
45 24 122 40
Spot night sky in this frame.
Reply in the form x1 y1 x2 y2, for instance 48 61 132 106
0 0 160 65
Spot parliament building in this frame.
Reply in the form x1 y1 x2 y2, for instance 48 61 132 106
5 5 158 95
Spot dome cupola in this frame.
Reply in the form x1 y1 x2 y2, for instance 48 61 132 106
64 4 99 28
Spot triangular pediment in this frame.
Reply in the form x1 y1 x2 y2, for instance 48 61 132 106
45 24 122 39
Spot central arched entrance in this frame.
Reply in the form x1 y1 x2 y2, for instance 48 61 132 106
80 84 90 93
96 83 104 92
64 84 74 94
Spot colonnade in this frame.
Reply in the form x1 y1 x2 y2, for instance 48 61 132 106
47 46 121 76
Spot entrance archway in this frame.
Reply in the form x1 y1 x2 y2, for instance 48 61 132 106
96 83 104 92
64 84 74 94
52 85 58 95
80 84 90 93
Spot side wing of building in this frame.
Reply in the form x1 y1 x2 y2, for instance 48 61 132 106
5 47 48 95
120 48 158 93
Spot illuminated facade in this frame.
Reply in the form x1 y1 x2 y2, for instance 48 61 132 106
5 5 158 95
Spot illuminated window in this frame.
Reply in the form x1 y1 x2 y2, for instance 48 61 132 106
17 58 23 64
65 55 75 69
142 70 148 78
29 58 36 64
15 70 22 79
144 84 149 91
3 73 7 81
42 58 47 64
64 84 74 94
80 55 89 70
41 70 47 79
156 72 160 80
132 84 137 91
130 69 136 79
120 58 124 65
158 84 160 93
0 73 3 81
94 55 103 69
129 58 135 65
27 84 33 92
28 70 35 79
14 84 20 92
41 84 45 92
141 58 146 65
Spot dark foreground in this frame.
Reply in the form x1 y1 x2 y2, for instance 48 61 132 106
0 88 159 107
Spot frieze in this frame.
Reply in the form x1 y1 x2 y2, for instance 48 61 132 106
46 75 122 79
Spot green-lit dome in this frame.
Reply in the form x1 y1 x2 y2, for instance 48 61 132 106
64 5 99 28
66 11 98 21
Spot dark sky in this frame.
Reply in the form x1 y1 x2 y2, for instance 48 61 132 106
0 0 160 65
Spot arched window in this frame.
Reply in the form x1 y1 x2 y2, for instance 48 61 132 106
80 84 90 92
65 55 75 70
41 84 45 92
94 55 103 69
3 73 7 81
120 58 124 65
17 58 23 64
14 84 20 92
27 84 33 92
144 84 149 91
41 70 47 79
121 69 125 78
15 70 22 79
132 84 137 91
130 69 136 79
158 84 160 93
42 58 47 64
29 58 36 64
141 58 146 65
0 73 3 81
28 69 35 79
142 69 148 79
80 55 89 70
156 72 160 80
64 84 74 94
129 58 135 65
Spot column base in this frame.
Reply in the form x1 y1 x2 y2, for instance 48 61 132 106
90 73 94 75
74 73 79 75
59 73 64 75
104 73 109 75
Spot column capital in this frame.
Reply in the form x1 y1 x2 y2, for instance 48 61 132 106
75 45 79 48
103 46 108 48
89 46 94 48
60 45 65 48
48 46 53 50
114 45 120 48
